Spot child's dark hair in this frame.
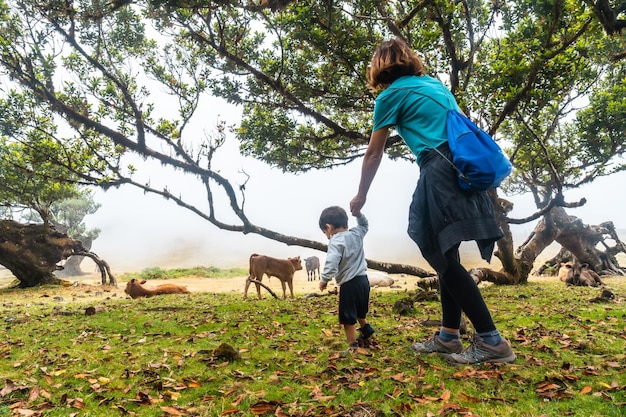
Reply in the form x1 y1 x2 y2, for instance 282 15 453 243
319 206 348 230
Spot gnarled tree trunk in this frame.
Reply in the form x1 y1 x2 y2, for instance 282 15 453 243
56 236 93 277
0 220 116 288
472 205 625 284
535 220 626 276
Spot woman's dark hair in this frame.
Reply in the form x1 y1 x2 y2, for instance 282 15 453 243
319 206 348 230
367 37 426 91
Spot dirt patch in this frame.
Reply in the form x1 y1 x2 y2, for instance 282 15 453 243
2 269 622 307
100 273 423 298
0 271 423 305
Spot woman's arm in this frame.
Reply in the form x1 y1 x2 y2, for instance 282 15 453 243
350 126 389 216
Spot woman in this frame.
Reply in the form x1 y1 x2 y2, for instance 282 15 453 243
350 37 516 364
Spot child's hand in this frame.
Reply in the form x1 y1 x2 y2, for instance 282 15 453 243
319 281 327 291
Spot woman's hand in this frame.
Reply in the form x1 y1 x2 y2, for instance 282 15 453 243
350 195 365 217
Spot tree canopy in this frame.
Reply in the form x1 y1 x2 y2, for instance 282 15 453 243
0 0 625 282
0 123 82 225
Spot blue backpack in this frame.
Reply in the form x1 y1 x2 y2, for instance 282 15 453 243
406 88 512 192
445 109 512 191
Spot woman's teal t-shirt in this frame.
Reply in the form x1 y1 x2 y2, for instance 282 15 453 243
373 75 458 162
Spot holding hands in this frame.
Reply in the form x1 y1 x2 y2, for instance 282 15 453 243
350 194 366 217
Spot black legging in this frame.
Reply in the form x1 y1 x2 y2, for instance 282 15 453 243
438 245 496 334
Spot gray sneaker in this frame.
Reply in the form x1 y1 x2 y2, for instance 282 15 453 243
443 334 516 364
411 332 464 354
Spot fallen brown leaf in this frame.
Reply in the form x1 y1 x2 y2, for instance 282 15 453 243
440 390 451 401
535 381 561 393
27 386 40 402
1 380 29 397
250 400 282 415
161 405 185 416
458 392 480 402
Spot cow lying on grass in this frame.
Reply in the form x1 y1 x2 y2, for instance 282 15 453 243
244 253 302 299
367 271 395 287
563 260 604 287
558 262 573 282
124 278 190 299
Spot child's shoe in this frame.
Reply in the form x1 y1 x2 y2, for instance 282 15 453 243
340 342 359 357
358 323 375 341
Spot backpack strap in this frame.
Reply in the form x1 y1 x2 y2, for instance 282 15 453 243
390 88 464 177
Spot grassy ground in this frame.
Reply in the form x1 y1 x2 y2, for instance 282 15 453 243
0 272 624 416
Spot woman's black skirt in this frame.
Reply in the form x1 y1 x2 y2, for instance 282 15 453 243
407 143 503 273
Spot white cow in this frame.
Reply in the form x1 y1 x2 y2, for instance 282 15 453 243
367 271 395 287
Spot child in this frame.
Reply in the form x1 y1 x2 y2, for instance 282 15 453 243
318 206 375 354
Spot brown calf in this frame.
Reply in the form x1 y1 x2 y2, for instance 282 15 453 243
124 279 190 299
564 260 604 287
244 254 302 299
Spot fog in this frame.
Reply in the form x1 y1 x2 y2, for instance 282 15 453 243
86 152 423 272
84 142 626 274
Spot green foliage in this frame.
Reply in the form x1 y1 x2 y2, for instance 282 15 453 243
1 1 625 199
49 191 102 241
0 279 624 416
0 132 82 223
0 84 115 225
3 0 623 197
129 266 170 280
486 3 626 202
575 64 626 174
121 266 249 280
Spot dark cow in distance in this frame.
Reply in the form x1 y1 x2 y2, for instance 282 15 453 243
244 254 303 299
304 256 320 281
564 260 604 287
